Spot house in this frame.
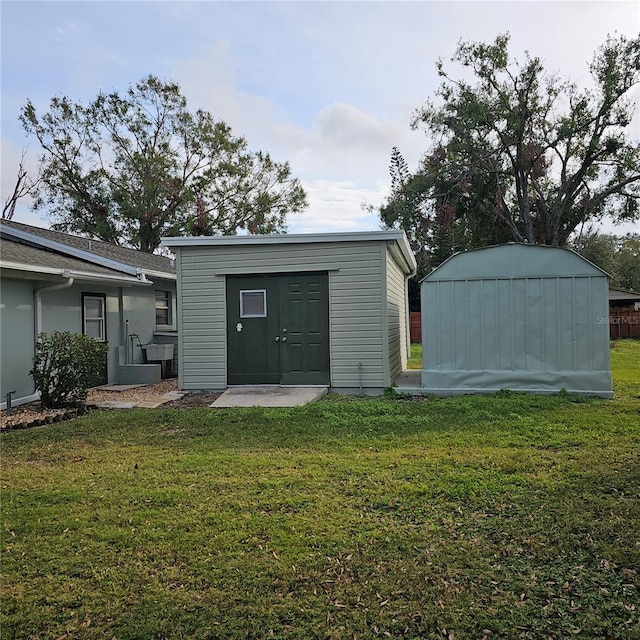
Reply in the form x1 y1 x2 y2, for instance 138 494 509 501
161 231 416 394
420 244 613 398
609 286 640 310
0 220 177 408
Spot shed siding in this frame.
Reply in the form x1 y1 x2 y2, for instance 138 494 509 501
176 241 387 390
386 248 407 383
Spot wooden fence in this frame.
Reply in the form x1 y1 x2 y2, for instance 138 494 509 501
609 308 640 339
410 312 421 343
409 309 640 342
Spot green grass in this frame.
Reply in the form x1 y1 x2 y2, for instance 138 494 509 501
407 342 422 370
2 342 639 639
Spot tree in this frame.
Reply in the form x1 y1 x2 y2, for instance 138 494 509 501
20 75 307 252
2 149 39 220
381 32 640 265
572 232 640 291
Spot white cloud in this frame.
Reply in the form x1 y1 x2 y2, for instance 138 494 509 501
290 180 388 234
3 0 637 239
174 44 420 232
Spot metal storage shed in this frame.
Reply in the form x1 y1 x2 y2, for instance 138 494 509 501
162 231 416 394
421 244 612 398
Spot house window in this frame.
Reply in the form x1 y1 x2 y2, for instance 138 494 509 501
155 290 172 326
240 290 267 318
82 294 106 342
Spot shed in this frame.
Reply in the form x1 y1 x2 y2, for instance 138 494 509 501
421 244 612 398
162 231 416 394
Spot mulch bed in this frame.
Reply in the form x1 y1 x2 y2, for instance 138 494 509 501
0 404 88 432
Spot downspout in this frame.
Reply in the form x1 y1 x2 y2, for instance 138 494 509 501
35 270 75 338
33 271 75 392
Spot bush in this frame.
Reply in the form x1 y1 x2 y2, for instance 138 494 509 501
30 331 109 408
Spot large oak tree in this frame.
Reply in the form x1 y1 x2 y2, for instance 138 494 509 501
21 75 307 252
381 33 640 275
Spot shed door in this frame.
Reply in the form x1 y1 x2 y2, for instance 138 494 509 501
226 273 329 386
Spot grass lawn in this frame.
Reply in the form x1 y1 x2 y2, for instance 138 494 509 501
2 342 639 639
407 343 422 370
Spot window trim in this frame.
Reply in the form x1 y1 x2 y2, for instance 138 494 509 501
155 289 173 328
240 289 267 318
82 292 107 342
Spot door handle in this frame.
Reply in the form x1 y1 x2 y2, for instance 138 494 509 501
282 337 287 342
275 336 280 341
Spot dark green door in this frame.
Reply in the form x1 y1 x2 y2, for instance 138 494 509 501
226 273 329 386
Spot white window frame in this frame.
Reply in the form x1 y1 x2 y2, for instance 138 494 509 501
240 289 267 318
82 293 106 342
155 290 173 328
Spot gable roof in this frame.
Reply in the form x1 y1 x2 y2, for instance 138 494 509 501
0 219 175 280
422 243 609 282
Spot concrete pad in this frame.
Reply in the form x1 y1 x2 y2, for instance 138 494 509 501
136 399 166 409
93 384 145 392
394 370 421 390
161 392 186 401
211 386 328 408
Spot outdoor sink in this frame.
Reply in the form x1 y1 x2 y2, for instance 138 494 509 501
141 343 174 361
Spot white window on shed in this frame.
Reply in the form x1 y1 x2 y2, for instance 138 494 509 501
240 290 267 318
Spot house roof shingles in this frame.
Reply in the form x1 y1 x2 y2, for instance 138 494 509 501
0 219 175 276
1 238 134 277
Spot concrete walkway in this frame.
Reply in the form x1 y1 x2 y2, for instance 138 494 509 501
211 386 328 408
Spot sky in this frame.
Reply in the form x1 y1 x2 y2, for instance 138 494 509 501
1 0 639 237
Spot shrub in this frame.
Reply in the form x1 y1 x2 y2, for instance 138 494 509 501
30 331 109 408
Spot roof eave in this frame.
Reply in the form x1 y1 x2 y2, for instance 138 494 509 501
0 261 152 286
161 230 417 274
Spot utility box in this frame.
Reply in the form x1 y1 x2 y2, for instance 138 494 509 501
421 244 612 398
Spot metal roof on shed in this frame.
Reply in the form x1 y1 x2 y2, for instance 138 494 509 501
422 243 608 281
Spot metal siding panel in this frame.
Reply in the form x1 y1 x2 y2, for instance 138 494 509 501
512 279 528 371
573 277 591 370
592 277 611 372
542 278 559 371
526 278 543 371
496 279 512 370
453 280 467 370
558 278 575 371
482 279 498 371
466 280 483 369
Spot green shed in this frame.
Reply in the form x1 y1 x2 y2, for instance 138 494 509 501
421 244 612 398
162 231 416 394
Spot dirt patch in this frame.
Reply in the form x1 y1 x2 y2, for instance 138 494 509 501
162 392 222 408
